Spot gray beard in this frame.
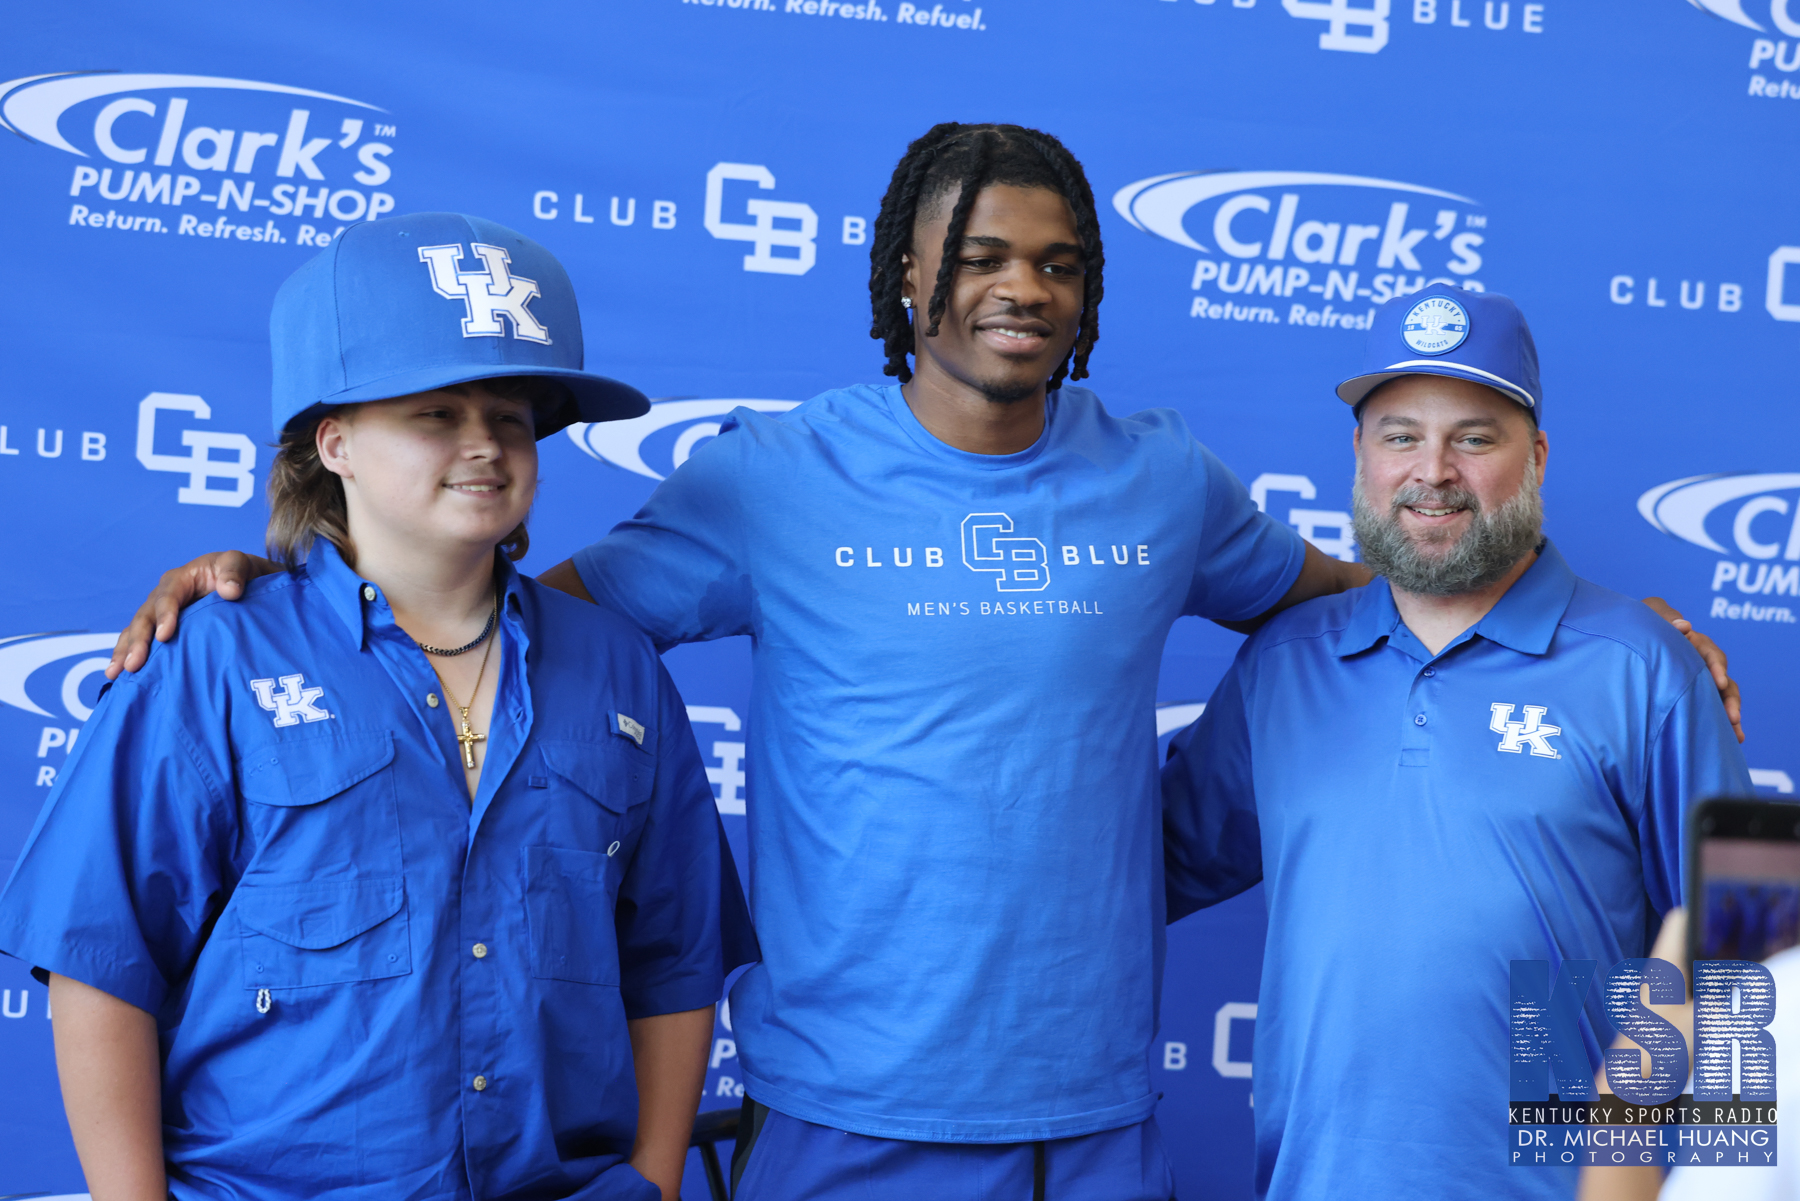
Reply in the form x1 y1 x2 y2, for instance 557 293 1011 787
1351 457 1543 597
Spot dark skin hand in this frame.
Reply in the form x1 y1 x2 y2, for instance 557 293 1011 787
99 180 1744 743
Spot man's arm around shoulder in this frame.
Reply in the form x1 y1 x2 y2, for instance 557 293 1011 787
1164 657 1266 922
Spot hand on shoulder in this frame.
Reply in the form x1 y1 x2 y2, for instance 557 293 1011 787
107 551 280 679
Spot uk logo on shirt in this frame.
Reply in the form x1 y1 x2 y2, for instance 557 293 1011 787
250 674 333 727
1489 703 1561 759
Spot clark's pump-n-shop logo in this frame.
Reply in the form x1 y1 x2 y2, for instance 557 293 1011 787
0 632 118 790
567 398 801 481
1113 170 1489 333
1640 471 1800 627
0 71 396 247
1687 0 1800 101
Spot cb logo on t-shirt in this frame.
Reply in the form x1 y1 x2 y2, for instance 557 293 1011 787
961 512 1050 593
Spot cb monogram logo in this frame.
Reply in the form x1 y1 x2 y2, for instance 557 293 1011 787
418 243 551 344
961 512 1050 592
1489 703 1561 759
704 163 819 276
251 674 333 727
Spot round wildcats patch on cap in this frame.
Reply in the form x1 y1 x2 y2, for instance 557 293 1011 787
1400 295 1470 356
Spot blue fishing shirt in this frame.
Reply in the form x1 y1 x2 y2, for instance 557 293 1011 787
0 540 752 1200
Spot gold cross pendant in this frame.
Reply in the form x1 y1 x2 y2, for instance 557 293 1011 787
454 708 486 769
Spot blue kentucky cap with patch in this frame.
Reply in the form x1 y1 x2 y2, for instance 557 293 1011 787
269 212 649 436
1335 285 1542 418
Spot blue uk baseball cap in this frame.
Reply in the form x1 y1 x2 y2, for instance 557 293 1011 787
269 212 649 436
1336 285 1542 419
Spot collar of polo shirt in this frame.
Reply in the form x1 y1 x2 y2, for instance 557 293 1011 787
1333 541 1578 660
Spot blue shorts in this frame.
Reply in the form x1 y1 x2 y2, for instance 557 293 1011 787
730 1101 1175 1201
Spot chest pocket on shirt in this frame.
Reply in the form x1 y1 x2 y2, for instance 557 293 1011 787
237 877 411 990
235 732 411 989
237 731 404 877
537 736 654 816
525 736 654 986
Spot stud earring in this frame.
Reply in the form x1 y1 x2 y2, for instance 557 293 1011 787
901 297 912 309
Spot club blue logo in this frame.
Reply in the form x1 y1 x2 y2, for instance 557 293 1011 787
1401 295 1469 355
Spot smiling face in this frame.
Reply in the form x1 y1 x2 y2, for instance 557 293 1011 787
1351 374 1549 596
901 183 1087 403
317 384 538 562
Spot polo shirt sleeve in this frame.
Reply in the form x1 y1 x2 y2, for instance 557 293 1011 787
0 662 236 1014
572 421 754 651
1639 668 1755 916
613 662 757 1019
1162 647 1265 924
1181 442 1309 624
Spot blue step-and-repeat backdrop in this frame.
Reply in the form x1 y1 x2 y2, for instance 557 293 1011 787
2 1 1797 1196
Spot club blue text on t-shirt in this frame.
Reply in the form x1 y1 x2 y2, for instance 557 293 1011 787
574 384 1307 1141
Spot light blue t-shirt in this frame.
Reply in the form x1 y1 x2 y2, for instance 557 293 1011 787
575 383 1306 1141
1162 542 1753 1199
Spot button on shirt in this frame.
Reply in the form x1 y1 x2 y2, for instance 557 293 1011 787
1162 542 1752 1201
573 384 1305 1141
0 541 752 1201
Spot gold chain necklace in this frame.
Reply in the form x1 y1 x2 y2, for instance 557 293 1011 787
428 595 499 770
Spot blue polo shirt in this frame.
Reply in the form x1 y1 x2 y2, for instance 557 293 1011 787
1162 542 1752 1200
574 383 1307 1141
0 541 751 1201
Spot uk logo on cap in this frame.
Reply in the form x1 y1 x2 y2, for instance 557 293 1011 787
268 212 649 437
1400 295 1470 356
417 242 551 345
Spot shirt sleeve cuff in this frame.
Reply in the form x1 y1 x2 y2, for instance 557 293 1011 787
1226 523 1309 623
569 543 610 607
621 966 726 1021
0 930 166 1014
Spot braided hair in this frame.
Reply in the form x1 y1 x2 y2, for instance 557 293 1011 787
868 123 1104 390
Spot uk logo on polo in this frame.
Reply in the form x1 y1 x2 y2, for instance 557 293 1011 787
417 243 551 344
1401 295 1469 355
1490 703 1561 759
251 674 332 726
